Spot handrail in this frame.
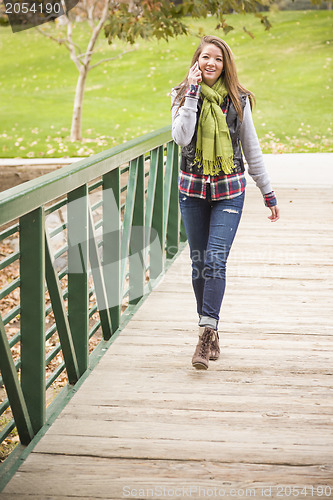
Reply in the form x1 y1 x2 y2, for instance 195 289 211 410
0 126 172 226
0 126 186 474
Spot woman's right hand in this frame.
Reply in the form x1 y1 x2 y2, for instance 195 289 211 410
188 62 202 85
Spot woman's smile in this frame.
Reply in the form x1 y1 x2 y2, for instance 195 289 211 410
198 43 223 86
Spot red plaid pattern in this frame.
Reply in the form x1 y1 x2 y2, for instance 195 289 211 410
264 191 277 207
179 170 277 206
179 171 246 201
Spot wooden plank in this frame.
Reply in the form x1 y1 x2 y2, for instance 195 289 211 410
29 434 333 465
60 371 333 392
44 416 333 442
58 405 333 423
69 345 333 369
90 335 333 352
121 321 333 335
2 455 333 499
68 391 333 416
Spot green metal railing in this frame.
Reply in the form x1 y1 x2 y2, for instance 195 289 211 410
0 126 185 467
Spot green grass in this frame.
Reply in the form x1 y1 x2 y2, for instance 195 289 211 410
0 10 332 157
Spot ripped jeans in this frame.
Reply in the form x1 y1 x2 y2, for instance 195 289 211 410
179 187 245 330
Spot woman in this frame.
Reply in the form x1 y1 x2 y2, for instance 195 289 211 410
171 35 280 370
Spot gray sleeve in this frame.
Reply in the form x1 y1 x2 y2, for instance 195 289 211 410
171 89 199 147
240 97 273 195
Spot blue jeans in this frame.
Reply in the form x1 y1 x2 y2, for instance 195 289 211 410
179 187 245 330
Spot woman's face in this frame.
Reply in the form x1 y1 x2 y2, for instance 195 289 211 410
198 43 223 87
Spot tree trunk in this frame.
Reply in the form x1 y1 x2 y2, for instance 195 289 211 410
70 67 88 141
69 0 109 141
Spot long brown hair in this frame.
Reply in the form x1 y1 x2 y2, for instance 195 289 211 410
172 35 255 120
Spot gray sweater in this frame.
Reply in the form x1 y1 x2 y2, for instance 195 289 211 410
171 89 273 196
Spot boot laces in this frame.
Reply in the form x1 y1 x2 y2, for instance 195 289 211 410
199 328 213 357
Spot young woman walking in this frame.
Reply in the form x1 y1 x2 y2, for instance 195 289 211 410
171 35 280 370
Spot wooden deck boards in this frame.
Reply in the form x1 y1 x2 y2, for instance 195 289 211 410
1 185 332 499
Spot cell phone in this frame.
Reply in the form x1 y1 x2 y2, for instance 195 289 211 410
194 61 199 70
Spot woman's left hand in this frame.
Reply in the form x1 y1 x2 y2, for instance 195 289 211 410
268 205 280 222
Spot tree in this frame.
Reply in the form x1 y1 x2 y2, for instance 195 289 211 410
104 0 273 45
38 0 273 142
38 0 137 141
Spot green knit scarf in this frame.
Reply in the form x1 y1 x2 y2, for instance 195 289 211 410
194 80 234 176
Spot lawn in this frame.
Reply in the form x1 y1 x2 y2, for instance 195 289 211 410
0 9 332 157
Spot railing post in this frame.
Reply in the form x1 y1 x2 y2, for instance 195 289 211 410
19 207 46 434
67 185 89 376
150 146 164 279
0 316 34 445
88 207 113 340
121 160 138 294
103 169 121 332
165 141 180 259
45 233 80 385
129 155 145 305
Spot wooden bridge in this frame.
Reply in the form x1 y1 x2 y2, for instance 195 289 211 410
0 140 332 499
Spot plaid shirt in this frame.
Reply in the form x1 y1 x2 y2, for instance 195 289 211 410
178 85 277 208
178 171 277 207
179 171 246 200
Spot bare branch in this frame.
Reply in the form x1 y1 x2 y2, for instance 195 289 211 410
83 0 111 68
91 0 102 24
83 0 95 29
88 49 136 71
77 51 95 59
60 0 83 71
35 25 83 55
35 26 71 50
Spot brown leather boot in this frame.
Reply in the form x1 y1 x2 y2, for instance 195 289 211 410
192 326 216 370
197 327 220 361
209 331 220 361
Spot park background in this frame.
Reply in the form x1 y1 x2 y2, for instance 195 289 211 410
0 1 332 161
0 0 332 471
